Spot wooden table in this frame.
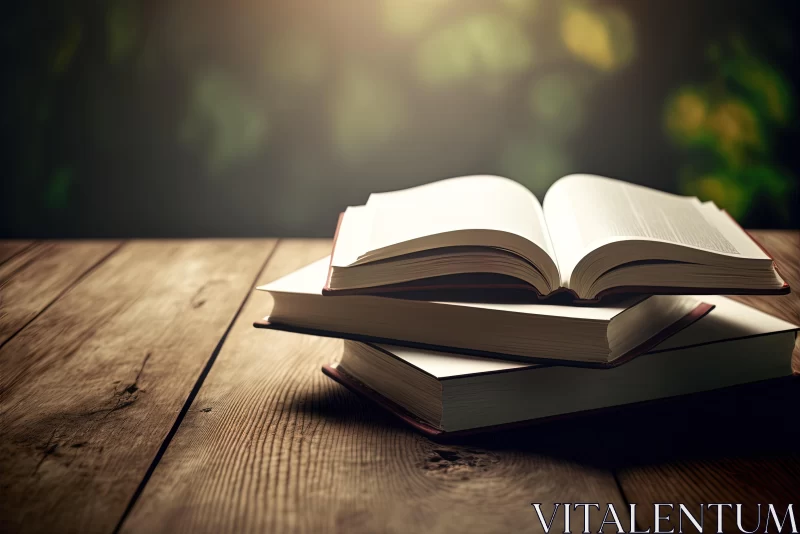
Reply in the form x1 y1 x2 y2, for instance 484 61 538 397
1 233 798 534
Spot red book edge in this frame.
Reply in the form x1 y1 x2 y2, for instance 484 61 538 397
254 302 714 370
322 211 790 302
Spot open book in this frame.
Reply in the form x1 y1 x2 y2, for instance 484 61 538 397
325 174 788 302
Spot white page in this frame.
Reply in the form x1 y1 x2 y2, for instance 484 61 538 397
365 175 555 260
543 174 768 283
330 205 373 267
380 345 536 377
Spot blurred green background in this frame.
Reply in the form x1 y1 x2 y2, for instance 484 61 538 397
3 0 798 237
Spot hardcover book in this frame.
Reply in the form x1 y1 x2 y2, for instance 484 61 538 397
323 174 788 302
255 257 711 367
323 296 799 436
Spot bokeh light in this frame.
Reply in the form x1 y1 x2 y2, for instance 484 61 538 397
560 3 635 72
666 33 794 224
665 88 709 144
726 60 792 125
382 0 447 36
4 0 797 236
181 69 269 175
528 73 584 137
706 99 763 165
416 13 533 86
501 0 540 19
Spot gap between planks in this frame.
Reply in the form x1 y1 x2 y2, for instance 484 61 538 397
0 238 280 534
0 241 37 268
111 239 282 534
0 241 125 351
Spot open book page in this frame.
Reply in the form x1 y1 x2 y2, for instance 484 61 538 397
330 205 372 267
364 175 555 262
695 201 769 259
543 174 769 286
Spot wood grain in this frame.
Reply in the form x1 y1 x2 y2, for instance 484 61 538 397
121 239 629 534
0 239 276 534
0 241 34 266
0 241 121 347
615 230 800 533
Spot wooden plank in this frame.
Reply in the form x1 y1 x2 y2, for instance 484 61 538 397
0 239 277 534
0 241 121 347
615 230 800 533
0 241 34 266
121 239 629 534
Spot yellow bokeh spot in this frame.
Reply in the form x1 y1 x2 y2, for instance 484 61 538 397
665 89 708 141
382 0 447 36
706 99 762 164
560 5 634 71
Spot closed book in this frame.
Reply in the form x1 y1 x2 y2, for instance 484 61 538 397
255 256 711 368
323 296 799 436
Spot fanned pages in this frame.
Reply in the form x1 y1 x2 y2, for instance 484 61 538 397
255 256 712 367
324 174 788 302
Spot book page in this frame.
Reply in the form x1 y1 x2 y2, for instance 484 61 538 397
330 205 373 267
365 175 555 261
543 175 768 283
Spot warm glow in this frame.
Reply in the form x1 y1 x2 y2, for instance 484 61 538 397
416 13 532 85
382 0 447 36
560 4 634 72
561 7 611 70
707 99 762 164
666 89 708 141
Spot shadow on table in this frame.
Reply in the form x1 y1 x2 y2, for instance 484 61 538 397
297 375 800 470
472 377 800 470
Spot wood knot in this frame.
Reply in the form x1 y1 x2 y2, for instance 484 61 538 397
423 447 498 479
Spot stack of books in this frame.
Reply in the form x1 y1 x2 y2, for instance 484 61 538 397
255 174 797 437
